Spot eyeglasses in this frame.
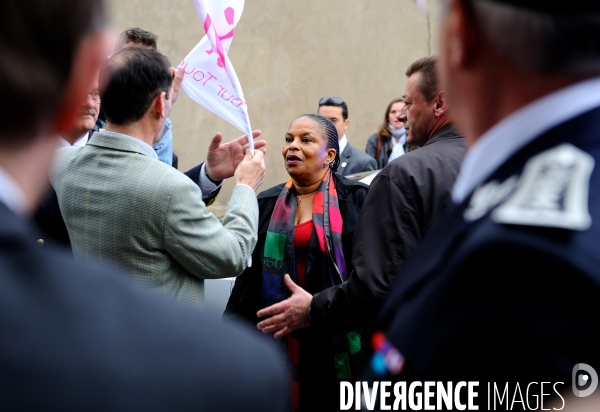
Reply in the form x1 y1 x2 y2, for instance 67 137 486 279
318 96 345 106
87 91 101 104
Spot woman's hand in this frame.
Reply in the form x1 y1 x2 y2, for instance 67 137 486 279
256 274 312 339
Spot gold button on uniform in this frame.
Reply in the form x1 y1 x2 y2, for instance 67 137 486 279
37 239 44 246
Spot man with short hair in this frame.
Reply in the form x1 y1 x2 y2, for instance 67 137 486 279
115 27 157 50
364 0 600 399
115 27 177 166
256 56 466 339
52 46 266 308
317 97 377 176
0 0 286 410
33 65 240 249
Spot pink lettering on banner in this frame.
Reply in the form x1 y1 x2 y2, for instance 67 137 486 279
204 72 218 86
178 60 245 108
178 61 196 75
193 70 205 82
221 90 234 102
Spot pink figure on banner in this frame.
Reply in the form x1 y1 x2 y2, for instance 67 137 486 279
181 0 254 154
204 7 235 68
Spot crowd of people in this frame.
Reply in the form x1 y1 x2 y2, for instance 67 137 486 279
2 0 600 411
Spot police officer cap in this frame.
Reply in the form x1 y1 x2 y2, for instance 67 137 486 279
485 0 600 13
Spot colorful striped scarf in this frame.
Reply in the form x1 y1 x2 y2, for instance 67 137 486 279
261 170 362 383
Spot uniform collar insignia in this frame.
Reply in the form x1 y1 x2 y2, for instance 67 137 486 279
492 143 594 230
464 176 519 222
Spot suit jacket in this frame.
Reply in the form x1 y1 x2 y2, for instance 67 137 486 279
0 202 286 411
33 137 215 251
33 183 71 249
51 131 258 308
311 124 465 335
362 107 600 403
337 142 377 177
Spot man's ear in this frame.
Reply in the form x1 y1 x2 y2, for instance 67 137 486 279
343 118 350 130
155 91 168 118
54 29 112 136
444 0 480 70
433 91 448 117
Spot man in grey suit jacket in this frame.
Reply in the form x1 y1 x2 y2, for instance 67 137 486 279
317 97 377 176
52 47 266 308
0 0 286 410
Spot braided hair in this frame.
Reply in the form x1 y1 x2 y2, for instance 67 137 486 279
294 113 341 172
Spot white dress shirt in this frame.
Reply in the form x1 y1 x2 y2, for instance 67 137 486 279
0 166 27 215
453 77 600 204
58 133 89 148
339 135 348 156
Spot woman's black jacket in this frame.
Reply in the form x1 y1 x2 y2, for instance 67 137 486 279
224 174 368 326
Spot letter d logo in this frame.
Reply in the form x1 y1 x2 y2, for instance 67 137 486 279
572 363 598 397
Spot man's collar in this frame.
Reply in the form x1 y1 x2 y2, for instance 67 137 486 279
452 76 600 203
58 132 90 148
423 124 461 147
91 130 158 160
339 134 348 155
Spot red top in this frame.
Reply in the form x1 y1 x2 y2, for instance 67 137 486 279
294 220 313 287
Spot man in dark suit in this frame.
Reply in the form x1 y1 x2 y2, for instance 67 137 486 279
360 0 600 407
0 0 286 410
317 97 377 177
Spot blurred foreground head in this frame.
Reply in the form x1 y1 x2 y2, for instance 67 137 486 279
0 0 109 148
0 0 110 212
437 0 600 144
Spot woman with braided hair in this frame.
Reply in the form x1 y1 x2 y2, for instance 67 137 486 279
225 114 368 411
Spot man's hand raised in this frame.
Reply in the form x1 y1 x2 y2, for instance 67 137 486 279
170 68 184 105
206 130 267 182
234 149 265 191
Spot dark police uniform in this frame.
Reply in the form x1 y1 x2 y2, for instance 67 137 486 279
363 102 600 404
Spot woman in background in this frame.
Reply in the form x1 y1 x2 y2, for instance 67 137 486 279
366 98 408 169
225 114 368 412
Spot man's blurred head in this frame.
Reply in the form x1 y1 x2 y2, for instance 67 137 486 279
101 47 172 134
401 56 447 147
437 0 600 144
115 27 158 51
0 0 108 149
65 75 101 143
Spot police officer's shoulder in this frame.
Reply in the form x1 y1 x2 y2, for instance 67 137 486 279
467 144 594 231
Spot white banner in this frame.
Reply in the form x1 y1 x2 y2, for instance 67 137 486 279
178 0 253 152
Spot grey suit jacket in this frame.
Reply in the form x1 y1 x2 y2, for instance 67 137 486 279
337 142 377 177
51 131 258 308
